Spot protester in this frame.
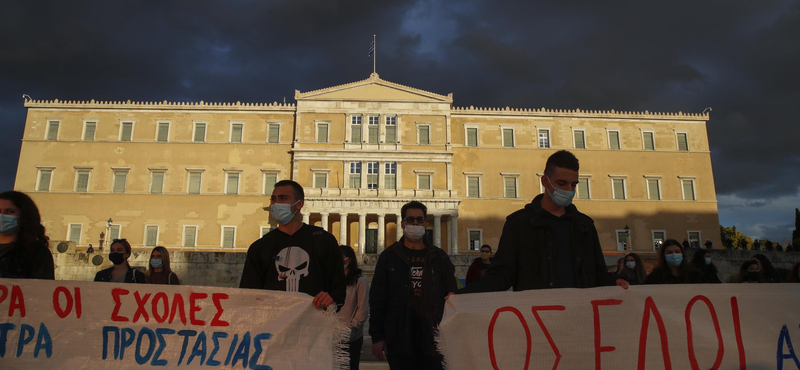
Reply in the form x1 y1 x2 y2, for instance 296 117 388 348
94 238 147 283
239 180 345 311
736 260 766 283
370 201 457 370
0 191 54 279
146 246 180 285
339 245 369 370
690 249 721 283
465 244 493 285
620 253 646 284
752 254 784 283
704 239 713 249
645 239 702 284
453 150 628 294
788 262 800 283
613 257 624 274
682 239 691 249
87 244 94 254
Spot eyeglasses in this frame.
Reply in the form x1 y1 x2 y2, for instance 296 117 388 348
403 216 426 224
112 238 127 243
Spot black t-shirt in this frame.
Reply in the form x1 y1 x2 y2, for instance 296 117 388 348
543 215 575 288
405 246 427 317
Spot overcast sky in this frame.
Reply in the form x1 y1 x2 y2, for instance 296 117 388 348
1 0 797 242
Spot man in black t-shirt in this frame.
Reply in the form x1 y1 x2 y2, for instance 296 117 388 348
239 180 346 310
369 201 457 370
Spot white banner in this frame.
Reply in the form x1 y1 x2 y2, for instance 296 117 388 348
0 279 347 369
439 284 800 370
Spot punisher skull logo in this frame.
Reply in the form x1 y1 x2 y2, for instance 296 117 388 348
275 246 310 292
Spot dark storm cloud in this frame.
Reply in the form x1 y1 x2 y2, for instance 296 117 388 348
0 0 798 236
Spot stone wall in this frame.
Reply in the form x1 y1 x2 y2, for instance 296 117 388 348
53 248 800 287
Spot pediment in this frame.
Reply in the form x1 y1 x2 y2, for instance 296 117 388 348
295 73 452 103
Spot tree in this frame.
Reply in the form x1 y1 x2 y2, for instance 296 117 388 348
720 225 753 250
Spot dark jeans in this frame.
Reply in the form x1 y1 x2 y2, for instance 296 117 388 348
387 315 443 370
387 351 444 370
347 336 363 370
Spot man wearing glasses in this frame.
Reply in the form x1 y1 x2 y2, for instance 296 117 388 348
369 201 457 370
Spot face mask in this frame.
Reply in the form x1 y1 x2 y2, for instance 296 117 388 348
704 257 712 265
109 252 126 265
546 177 575 208
746 271 762 282
270 200 300 225
150 259 163 269
480 252 491 260
626 261 636 269
404 225 426 241
0 214 19 235
665 253 683 267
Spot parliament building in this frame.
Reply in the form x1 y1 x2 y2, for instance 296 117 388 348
16 73 720 256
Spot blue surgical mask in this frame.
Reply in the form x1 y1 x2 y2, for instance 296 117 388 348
150 259 163 269
625 261 636 269
666 253 683 267
546 177 575 208
0 214 19 235
270 200 300 225
704 257 712 265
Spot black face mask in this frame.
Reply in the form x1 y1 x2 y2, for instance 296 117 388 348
746 271 762 282
109 252 126 265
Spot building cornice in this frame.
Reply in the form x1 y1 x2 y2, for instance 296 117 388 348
451 106 708 121
23 99 296 112
295 73 453 103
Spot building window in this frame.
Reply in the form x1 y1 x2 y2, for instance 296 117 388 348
385 116 397 143
156 121 170 142
113 170 128 193
418 125 430 145
384 163 396 189
349 162 362 189
68 224 82 244
646 178 661 200
676 132 689 151
109 225 121 241
230 122 244 143
368 116 379 144
463 127 478 147
502 128 515 148
83 121 97 141
120 121 134 141
37 168 53 192
222 226 236 248
573 129 586 149
367 162 379 189
688 231 701 248
417 174 431 190
263 172 278 195
538 129 551 148
642 131 655 150
316 123 329 143
225 172 240 195
150 171 165 194
608 130 621 150
267 123 280 143
183 226 197 248
466 176 480 198
576 178 590 199
468 229 483 251
350 116 362 143
682 179 696 200
193 122 207 142
187 171 203 194
145 225 159 247
314 172 328 188
616 230 628 252
504 177 518 198
260 226 271 237
75 170 91 193
652 230 666 251
46 120 60 141
612 178 626 200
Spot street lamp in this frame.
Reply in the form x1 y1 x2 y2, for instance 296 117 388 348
106 218 113 249
624 225 630 251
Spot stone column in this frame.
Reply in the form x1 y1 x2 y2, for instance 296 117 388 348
396 213 403 241
302 213 310 224
320 213 329 232
339 213 348 245
433 214 442 248
377 213 386 253
358 213 367 254
449 214 459 255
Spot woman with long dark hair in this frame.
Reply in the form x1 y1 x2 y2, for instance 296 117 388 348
752 254 783 283
0 191 54 279
94 239 147 283
645 239 702 284
620 253 646 284
146 246 180 285
690 249 721 283
338 245 369 370
736 260 766 283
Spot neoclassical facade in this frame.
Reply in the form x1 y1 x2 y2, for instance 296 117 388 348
16 73 720 255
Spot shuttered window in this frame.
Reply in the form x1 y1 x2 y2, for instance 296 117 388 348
113 171 127 193
193 123 206 142
418 126 430 145
150 172 165 194
120 122 133 141
577 178 590 199
317 123 328 143
314 173 327 188
109 225 121 241
574 130 586 149
468 230 482 251
157 122 170 142
47 121 60 140
418 174 431 190
368 116 379 144
349 163 361 189
467 176 480 198
466 128 478 147
385 116 397 143
75 171 90 192
69 224 82 244
502 129 514 147
504 177 517 198
384 163 396 190
183 226 197 248
613 179 626 200
263 173 278 195
83 122 96 141
609 131 620 150
677 133 689 151
350 116 362 143
267 123 280 143
222 227 235 248
643 132 655 150
145 226 158 247
647 179 661 200
231 123 243 143
682 179 696 200
188 172 202 194
37 170 52 192
226 173 239 195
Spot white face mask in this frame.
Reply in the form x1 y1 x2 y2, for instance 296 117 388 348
546 177 575 208
625 261 636 269
270 200 300 225
704 257 712 265
404 225 426 241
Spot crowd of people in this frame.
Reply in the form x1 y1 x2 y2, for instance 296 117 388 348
1 150 798 370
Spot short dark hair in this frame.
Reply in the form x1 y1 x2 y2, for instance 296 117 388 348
401 201 427 219
544 150 580 176
273 180 304 200
480 244 492 252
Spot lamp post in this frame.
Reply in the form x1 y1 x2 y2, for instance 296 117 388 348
106 218 113 249
624 225 630 251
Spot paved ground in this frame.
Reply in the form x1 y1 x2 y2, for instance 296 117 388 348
357 321 390 369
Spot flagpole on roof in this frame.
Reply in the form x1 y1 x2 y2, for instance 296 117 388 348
373 34 376 74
